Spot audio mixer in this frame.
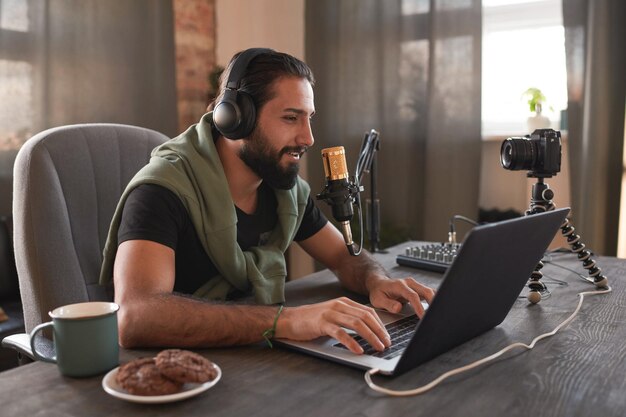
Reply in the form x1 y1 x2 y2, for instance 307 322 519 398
396 243 462 273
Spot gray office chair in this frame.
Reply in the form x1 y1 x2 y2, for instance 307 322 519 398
1 123 169 362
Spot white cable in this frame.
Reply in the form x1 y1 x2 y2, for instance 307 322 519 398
365 287 612 397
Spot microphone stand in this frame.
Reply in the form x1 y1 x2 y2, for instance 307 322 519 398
367 143 381 253
356 130 384 253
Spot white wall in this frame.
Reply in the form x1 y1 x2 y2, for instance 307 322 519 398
216 0 305 65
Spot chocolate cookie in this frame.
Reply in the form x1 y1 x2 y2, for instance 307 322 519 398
116 357 182 396
155 349 218 384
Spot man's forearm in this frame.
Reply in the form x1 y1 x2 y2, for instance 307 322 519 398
332 250 389 295
117 292 280 349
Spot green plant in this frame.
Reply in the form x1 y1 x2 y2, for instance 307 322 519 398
207 65 224 107
522 87 551 114
208 65 224 92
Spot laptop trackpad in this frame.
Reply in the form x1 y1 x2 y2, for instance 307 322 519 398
376 301 426 325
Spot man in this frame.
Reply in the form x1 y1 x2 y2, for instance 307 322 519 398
100 48 434 355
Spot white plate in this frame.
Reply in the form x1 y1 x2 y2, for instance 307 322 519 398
101 363 221 404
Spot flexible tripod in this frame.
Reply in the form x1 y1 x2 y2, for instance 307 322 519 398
525 177 609 303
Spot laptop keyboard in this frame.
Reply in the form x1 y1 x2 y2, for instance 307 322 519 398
333 315 419 359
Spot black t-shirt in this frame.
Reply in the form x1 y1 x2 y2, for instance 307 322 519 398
117 183 327 296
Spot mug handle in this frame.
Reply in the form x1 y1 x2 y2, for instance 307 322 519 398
30 321 57 363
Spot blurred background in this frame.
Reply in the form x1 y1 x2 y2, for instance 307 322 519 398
0 0 624 283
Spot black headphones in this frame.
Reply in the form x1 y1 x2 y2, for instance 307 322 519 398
213 48 274 139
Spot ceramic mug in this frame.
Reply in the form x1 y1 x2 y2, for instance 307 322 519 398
29 302 120 377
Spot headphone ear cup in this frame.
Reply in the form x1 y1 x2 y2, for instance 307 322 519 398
213 90 256 139
233 91 256 139
213 90 240 139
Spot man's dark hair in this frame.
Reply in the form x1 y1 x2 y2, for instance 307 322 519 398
213 50 315 112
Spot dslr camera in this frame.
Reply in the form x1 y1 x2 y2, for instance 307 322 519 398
500 128 562 178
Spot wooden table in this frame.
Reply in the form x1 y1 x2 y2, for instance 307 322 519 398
1 243 624 417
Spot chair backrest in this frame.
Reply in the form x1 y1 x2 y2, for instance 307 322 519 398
0 216 19 301
13 124 169 331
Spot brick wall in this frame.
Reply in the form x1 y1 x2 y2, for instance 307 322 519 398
173 0 217 134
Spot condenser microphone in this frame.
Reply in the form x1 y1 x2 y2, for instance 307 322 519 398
317 146 361 256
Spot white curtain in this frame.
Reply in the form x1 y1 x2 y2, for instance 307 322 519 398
563 0 626 255
305 0 482 244
0 0 178 217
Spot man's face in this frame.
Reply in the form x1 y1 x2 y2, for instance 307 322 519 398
239 76 315 190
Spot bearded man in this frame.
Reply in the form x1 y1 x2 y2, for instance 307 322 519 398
100 48 434 354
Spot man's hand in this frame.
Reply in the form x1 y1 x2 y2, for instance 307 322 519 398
296 224 436 352
275 297 391 354
366 275 436 318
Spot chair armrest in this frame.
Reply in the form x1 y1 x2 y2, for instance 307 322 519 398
2 333 34 361
4 333 55 363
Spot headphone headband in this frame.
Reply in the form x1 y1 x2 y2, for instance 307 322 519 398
226 48 274 90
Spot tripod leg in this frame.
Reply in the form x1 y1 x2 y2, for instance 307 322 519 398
527 261 545 304
522 178 609 302
524 179 553 304
560 218 609 288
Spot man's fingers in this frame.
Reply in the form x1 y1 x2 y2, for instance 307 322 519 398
337 301 390 348
375 278 432 318
390 280 426 318
372 296 403 314
325 301 390 351
326 325 364 354
343 298 389 329
384 280 424 317
405 278 436 303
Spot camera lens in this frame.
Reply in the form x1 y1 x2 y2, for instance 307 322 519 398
500 138 535 171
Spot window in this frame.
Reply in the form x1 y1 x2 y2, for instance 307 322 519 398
0 0 28 31
0 0 35 151
481 0 568 136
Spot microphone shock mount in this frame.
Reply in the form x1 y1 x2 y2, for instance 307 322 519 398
316 177 363 256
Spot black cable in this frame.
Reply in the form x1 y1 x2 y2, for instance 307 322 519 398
540 273 569 287
450 215 479 228
447 215 479 244
543 255 596 284
515 252 599 299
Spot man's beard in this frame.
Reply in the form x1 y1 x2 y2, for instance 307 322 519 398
238 127 306 190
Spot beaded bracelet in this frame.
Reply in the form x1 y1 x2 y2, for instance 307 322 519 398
262 304 284 348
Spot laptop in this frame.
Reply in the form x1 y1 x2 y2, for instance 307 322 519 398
277 208 569 376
